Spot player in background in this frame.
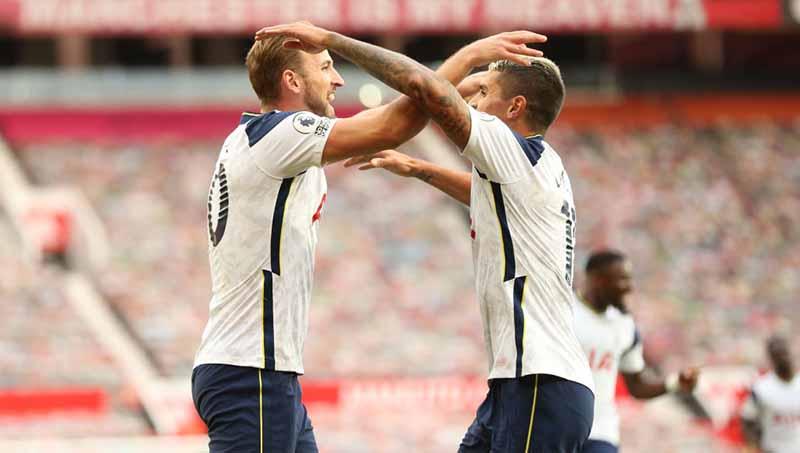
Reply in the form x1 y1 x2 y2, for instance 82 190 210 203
572 250 699 453
257 22 595 452
741 335 800 453
192 30 546 453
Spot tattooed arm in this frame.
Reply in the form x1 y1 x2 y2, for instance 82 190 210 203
333 35 474 149
256 23 545 151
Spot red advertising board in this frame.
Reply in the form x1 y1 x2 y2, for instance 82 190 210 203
0 0 787 35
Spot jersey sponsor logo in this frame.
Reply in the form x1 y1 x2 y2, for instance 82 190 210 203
587 349 615 371
293 113 319 134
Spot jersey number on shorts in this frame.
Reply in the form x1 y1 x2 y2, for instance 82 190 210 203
207 162 229 246
561 200 576 286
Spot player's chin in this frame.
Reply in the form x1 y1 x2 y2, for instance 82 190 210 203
324 104 337 119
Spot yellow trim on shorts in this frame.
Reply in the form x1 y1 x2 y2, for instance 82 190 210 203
262 271 266 367
525 374 540 453
259 369 264 453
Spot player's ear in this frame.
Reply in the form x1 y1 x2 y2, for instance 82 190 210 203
507 95 527 121
282 69 304 96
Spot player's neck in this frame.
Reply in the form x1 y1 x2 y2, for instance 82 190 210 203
775 368 795 382
507 119 544 139
515 126 544 139
261 99 306 114
580 291 606 314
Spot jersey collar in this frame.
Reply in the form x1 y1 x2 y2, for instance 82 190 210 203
240 111 261 125
577 292 607 316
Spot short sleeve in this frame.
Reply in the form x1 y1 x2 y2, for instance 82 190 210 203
619 328 646 374
461 107 533 184
246 111 336 179
740 388 761 420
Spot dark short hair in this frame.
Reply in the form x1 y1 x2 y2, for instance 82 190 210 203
246 36 305 105
585 250 626 274
490 57 565 132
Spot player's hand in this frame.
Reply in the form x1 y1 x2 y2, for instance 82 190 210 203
254 21 330 53
678 367 700 393
463 31 547 67
343 150 417 178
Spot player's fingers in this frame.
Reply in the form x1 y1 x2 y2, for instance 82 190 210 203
358 158 387 171
343 155 373 167
283 39 305 50
501 51 532 67
507 44 543 58
255 25 297 40
255 25 286 37
506 30 548 44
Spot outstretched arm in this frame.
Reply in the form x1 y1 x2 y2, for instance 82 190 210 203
740 388 763 449
345 150 472 206
256 24 546 151
622 367 699 400
314 41 481 165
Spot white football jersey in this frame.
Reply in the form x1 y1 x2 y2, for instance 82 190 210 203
741 372 800 453
463 107 593 391
194 110 335 374
573 297 645 445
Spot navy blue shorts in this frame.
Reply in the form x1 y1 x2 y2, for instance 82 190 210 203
192 364 317 453
581 439 619 453
459 374 594 453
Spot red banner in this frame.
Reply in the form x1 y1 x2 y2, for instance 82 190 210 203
0 388 107 416
0 0 785 35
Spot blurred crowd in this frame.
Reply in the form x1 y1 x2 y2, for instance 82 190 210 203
14 120 800 377
6 119 799 445
0 214 147 436
16 141 480 377
558 120 800 373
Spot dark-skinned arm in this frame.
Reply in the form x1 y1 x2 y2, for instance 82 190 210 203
622 371 669 399
622 367 699 400
740 389 763 450
741 417 762 449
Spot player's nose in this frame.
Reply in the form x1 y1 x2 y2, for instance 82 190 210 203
331 67 344 88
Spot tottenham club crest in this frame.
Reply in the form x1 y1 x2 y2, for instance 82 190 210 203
293 113 318 134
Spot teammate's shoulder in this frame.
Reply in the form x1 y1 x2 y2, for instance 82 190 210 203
753 371 779 390
604 304 628 319
607 306 638 332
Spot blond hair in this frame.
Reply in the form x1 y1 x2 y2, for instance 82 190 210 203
245 36 305 105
